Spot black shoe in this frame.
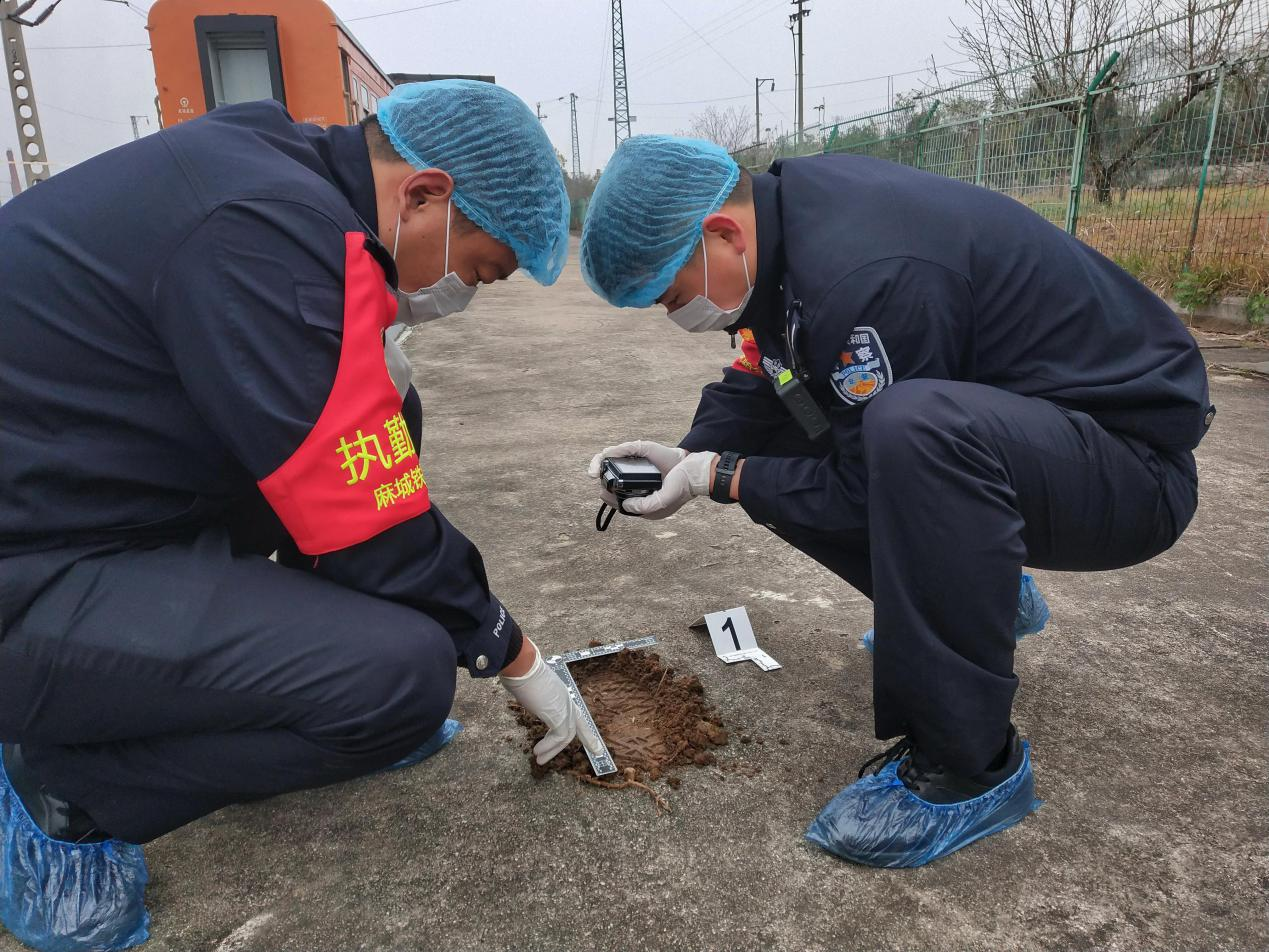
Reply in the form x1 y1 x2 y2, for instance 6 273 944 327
858 725 1024 805
1 744 109 843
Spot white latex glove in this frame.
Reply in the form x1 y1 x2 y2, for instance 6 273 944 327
500 645 604 765
620 450 716 520
587 439 690 508
587 439 687 479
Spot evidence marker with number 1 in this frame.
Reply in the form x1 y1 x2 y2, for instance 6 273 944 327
544 636 659 777
691 607 782 671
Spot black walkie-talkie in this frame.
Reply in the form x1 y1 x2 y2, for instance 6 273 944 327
774 299 831 440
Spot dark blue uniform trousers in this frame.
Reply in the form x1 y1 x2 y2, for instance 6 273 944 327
0 392 458 844
763 380 1198 775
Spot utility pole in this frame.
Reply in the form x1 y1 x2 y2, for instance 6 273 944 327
788 0 810 141
2 0 53 187
5 147 21 199
568 92 581 180
535 102 547 121
814 99 825 127
129 114 150 140
754 77 774 146
608 0 634 148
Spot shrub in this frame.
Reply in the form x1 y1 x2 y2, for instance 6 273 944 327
1173 267 1229 312
1245 292 1268 327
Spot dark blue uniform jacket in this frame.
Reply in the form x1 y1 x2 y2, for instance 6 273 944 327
681 156 1211 535
0 101 518 677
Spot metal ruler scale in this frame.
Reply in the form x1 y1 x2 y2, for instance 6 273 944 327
556 635 658 665
545 636 658 778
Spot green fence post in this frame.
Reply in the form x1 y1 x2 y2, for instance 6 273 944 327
913 100 940 169
974 113 987 185
1065 51 1121 235
570 197 589 233
825 123 840 154
1183 64 1226 273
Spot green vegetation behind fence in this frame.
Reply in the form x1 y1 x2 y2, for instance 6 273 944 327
735 0 1269 294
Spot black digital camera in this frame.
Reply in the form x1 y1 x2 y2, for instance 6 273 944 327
596 456 662 531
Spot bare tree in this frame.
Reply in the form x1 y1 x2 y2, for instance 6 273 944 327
954 0 1129 100
682 106 753 153
953 0 1249 202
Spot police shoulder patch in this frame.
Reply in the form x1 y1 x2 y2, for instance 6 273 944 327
761 354 788 379
828 326 891 406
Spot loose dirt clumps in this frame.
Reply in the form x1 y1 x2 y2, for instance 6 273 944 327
510 645 729 810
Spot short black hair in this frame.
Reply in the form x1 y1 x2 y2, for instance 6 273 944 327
724 166 753 206
362 115 405 163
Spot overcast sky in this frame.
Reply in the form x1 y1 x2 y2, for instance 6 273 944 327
1 0 975 199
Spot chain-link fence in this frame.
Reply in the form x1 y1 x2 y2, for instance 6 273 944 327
734 0 1269 294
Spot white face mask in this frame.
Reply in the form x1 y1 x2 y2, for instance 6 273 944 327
393 198 477 326
668 237 753 333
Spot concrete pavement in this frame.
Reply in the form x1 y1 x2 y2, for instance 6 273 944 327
3 240 1265 952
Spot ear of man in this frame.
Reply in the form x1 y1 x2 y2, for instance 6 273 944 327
703 168 755 253
401 169 453 211
366 116 479 234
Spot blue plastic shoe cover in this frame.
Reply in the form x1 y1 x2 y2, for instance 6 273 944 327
860 574 1050 652
386 719 463 771
805 741 1042 868
0 752 149 952
1013 573 1050 638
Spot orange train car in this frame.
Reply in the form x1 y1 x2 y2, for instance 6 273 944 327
147 0 393 129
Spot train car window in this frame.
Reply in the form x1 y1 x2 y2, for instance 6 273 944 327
195 15 286 111
341 51 354 123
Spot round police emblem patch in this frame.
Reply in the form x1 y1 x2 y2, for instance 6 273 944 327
829 327 891 406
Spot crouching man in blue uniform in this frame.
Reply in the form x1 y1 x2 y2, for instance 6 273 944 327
580 137 1212 868
0 81 600 950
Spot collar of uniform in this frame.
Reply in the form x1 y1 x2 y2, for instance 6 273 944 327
729 170 783 333
302 122 380 236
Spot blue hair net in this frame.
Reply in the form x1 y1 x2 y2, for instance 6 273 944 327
581 136 741 308
1 753 150 951
378 80 570 285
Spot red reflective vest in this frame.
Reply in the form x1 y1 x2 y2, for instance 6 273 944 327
259 233 431 554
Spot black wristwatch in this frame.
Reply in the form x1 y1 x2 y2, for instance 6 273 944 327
709 451 743 504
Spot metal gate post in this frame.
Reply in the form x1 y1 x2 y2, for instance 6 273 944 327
1183 64 1226 272
913 100 940 169
975 113 987 185
1065 51 1121 235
